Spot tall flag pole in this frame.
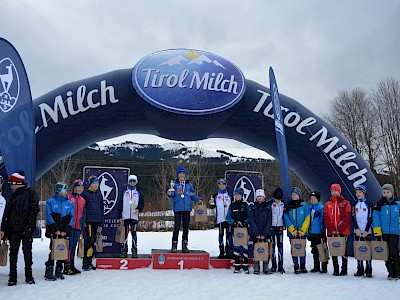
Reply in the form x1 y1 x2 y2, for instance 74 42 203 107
269 67 291 202
0 38 36 186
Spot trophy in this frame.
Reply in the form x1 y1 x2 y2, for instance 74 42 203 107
209 195 214 205
168 180 175 192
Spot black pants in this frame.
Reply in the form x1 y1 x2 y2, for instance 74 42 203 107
84 222 101 258
123 219 138 248
45 238 65 269
172 211 190 242
383 234 400 275
8 231 33 274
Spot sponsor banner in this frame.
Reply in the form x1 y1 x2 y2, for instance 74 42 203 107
269 67 291 202
225 171 263 203
84 166 129 255
0 38 35 186
151 250 209 270
132 49 246 115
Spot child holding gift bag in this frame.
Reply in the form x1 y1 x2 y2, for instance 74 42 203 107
284 187 310 274
249 189 272 275
45 182 74 281
372 183 400 280
227 188 250 274
352 185 373 278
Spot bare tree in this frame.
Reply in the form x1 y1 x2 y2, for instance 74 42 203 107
373 77 400 190
324 88 380 173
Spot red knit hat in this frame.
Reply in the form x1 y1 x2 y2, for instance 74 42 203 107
330 183 341 194
8 171 26 185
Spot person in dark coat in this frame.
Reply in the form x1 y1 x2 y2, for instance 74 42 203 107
249 189 272 275
0 171 40 286
81 175 104 271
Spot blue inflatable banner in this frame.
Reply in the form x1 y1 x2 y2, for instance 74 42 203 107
83 166 129 255
0 38 36 186
269 67 291 203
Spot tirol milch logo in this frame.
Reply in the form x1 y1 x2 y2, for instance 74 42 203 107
132 49 246 115
0 58 20 113
98 172 119 215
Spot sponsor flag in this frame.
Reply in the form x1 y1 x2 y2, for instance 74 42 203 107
0 38 35 186
269 67 291 202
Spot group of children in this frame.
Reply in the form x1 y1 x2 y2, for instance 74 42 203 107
208 179 400 280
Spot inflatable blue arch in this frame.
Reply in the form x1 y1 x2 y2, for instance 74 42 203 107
31 49 380 203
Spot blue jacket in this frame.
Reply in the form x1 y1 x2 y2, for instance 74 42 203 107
45 194 74 238
167 180 200 212
249 201 272 238
309 202 325 235
284 200 310 237
81 188 104 224
373 197 400 236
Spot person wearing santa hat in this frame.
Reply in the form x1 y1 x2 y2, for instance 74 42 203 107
0 170 40 286
323 183 351 276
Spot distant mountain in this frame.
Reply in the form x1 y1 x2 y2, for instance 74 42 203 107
88 141 263 163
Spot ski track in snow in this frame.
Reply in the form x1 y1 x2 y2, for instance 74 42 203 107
0 230 398 300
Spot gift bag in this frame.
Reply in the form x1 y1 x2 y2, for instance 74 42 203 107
354 239 372 261
51 237 69 260
77 236 85 259
115 222 126 244
291 238 306 257
96 233 103 253
194 201 208 223
317 239 330 262
253 241 269 261
371 239 388 261
0 240 9 266
328 235 346 256
233 227 248 246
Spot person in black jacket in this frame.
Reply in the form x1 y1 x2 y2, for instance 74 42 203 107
81 175 104 271
0 171 40 286
249 189 272 275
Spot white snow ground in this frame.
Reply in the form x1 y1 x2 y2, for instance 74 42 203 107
0 230 398 300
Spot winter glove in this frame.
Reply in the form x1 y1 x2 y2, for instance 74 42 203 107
287 225 297 236
298 229 306 237
373 227 382 237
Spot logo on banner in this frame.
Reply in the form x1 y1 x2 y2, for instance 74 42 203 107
158 254 166 265
98 171 119 215
0 58 20 113
233 176 255 202
132 49 246 115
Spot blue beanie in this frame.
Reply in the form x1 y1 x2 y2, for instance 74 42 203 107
234 188 244 196
89 176 100 185
176 165 187 178
291 187 301 198
355 184 367 194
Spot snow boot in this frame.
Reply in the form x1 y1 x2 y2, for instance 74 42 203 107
320 262 328 274
44 265 57 281
182 240 189 253
278 259 285 273
55 264 65 280
25 268 35 284
253 261 260 274
71 262 81 275
218 246 225 259
271 257 277 272
82 257 95 271
332 257 340 276
171 241 178 253
339 257 348 276
8 271 17 286
120 246 128 258
132 246 138 258
263 261 273 275
300 263 308 274
242 257 249 274
294 265 300 274
310 251 320 273
64 262 75 275
365 265 372 278
354 261 364 277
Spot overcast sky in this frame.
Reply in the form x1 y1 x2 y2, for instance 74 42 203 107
2 0 400 158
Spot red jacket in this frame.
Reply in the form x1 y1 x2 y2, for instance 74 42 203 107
68 193 86 231
323 195 351 236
